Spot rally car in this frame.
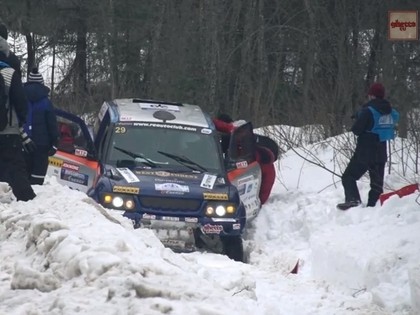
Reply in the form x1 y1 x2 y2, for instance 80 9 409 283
47 99 264 261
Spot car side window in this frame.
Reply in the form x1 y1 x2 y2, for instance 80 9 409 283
227 122 256 165
57 119 77 154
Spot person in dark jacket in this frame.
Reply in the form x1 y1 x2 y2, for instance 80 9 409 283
0 23 22 78
0 37 36 201
337 83 399 210
23 68 60 185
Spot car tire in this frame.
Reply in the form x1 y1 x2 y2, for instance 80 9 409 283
222 235 244 262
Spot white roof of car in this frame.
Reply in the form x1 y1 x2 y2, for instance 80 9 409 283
110 99 211 128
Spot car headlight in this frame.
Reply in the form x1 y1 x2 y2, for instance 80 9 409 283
205 202 237 217
101 193 136 211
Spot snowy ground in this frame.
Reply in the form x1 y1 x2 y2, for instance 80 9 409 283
0 133 419 315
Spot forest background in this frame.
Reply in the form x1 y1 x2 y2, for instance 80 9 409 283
1 0 419 140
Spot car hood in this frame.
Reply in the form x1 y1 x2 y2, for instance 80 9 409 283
106 166 232 198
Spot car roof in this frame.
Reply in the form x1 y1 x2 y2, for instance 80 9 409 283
106 98 213 128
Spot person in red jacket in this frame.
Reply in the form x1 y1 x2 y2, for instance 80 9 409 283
213 114 235 133
213 114 276 205
212 114 236 155
255 145 276 204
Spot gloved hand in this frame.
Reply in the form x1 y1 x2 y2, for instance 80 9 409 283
48 145 57 156
19 127 37 153
232 120 247 128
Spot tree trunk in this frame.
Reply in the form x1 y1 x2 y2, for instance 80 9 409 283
25 33 35 78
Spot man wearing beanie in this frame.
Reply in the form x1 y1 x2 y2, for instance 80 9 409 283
0 37 36 202
23 67 60 185
0 23 22 78
337 82 399 210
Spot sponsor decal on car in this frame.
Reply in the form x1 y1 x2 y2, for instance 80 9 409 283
112 185 140 194
237 184 246 195
202 224 223 234
232 223 241 230
160 190 185 195
60 168 88 186
136 170 199 179
161 216 180 222
134 122 196 132
140 103 181 112
184 217 198 223
49 157 64 167
155 171 173 177
62 162 79 171
117 167 140 183
235 160 248 169
154 177 186 184
200 174 217 189
203 192 229 200
246 183 253 193
75 148 88 157
155 183 190 192
142 213 157 220
237 175 254 185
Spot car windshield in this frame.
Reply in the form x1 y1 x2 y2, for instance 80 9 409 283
106 124 223 173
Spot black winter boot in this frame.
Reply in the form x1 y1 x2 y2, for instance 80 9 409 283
336 200 361 211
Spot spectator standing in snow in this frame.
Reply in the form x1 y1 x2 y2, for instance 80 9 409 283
213 114 276 205
0 37 36 201
337 83 399 210
0 23 22 78
23 68 60 185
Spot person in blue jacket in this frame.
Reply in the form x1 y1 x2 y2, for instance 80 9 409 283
337 82 399 210
23 68 60 185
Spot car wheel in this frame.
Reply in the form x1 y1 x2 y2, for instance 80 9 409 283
222 235 244 262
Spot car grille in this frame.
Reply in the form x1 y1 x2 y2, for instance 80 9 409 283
139 196 201 212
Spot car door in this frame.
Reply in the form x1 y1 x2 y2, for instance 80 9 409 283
46 109 99 193
226 122 262 220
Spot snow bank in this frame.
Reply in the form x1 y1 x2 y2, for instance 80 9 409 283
408 265 420 314
310 194 420 313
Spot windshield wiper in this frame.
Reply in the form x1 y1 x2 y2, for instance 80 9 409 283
157 151 208 173
114 146 158 168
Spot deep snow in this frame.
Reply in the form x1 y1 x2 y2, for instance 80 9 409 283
0 130 419 315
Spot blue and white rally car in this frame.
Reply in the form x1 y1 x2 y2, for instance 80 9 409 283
47 99 264 261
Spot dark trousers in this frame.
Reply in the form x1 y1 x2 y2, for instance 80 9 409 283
342 156 385 206
24 145 50 185
0 135 36 201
